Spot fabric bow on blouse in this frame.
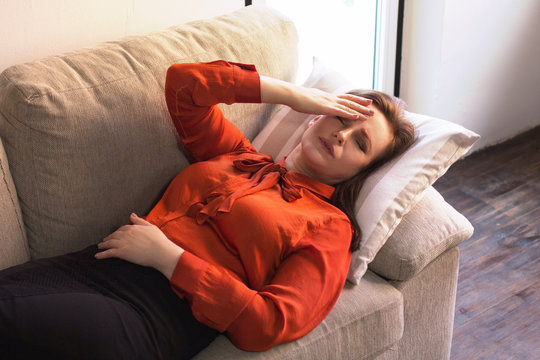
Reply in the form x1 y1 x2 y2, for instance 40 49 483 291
189 157 303 224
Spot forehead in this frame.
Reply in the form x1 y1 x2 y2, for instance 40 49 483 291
364 107 393 157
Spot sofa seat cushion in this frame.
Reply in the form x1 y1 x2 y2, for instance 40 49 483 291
194 271 403 360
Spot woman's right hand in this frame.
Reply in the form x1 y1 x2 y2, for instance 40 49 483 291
95 213 183 280
260 75 374 121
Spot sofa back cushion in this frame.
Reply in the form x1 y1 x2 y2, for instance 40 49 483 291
0 137 29 268
0 5 298 259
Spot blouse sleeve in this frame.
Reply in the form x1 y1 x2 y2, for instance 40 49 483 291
164 61 261 162
169 218 352 351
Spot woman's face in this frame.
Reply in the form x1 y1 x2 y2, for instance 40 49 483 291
299 105 393 184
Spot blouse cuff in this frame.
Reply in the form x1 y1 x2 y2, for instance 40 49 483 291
170 250 208 300
169 249 256 332
231 62 261 104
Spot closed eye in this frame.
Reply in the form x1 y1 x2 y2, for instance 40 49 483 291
357 130 372 154
356 138 366 152
337 116 370 152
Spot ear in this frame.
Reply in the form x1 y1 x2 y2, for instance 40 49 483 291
308 115 321 127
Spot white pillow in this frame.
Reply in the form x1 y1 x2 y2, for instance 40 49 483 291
348 111 479 283
253 62 480 284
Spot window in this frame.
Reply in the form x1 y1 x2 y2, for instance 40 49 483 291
251 0 399 93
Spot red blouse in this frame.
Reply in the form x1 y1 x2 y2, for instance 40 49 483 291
145 61 352 351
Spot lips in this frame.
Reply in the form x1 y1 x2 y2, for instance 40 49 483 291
319 137 334 157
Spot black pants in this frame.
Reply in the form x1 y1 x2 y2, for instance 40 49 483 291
0 245 218 360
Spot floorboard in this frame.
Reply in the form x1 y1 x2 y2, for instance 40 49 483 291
433 125 540 360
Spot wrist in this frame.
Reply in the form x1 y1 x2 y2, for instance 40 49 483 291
260 75 295 106
156 243 184 280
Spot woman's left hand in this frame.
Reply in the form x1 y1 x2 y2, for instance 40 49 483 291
95 213 184 279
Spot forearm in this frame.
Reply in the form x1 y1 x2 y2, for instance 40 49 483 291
259 75 299 107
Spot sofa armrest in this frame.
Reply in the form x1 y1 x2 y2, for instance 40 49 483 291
369 186 473 281
0 137 29 269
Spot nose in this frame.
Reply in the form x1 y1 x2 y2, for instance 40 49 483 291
334 127 354 145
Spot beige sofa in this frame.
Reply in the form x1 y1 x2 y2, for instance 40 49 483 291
0 5 473 359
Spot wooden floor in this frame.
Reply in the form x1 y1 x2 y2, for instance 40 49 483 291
433 125 540 360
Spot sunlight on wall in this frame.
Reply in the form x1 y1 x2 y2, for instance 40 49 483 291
264 0 377 88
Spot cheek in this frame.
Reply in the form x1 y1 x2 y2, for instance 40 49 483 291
340 147 368 174
300 135 325 164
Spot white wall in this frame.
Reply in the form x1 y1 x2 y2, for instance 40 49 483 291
0 0 243 73
400 0 540 151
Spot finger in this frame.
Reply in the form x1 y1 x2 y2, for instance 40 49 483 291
101 234 113 243
102 232 121 242
97 238 122 250
338 99 374 117
108 225 131 236
337 95 374 115
334 104 370 121
339 94 373 106
335 106 361 120
130 213 151 226
94 248 118 260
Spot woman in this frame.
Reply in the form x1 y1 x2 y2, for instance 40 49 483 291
0 61 415 359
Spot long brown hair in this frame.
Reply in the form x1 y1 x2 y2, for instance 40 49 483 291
331 90 416 252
